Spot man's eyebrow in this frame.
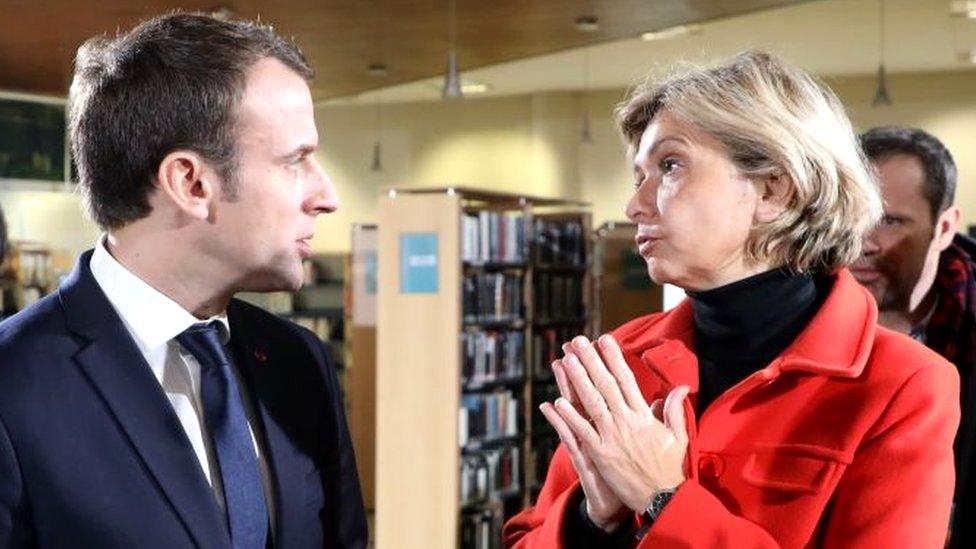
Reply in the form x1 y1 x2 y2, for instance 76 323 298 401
279 144 317 160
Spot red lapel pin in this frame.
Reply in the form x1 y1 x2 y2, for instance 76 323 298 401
253 349 268 363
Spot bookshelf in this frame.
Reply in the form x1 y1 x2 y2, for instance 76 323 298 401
592 221 663 335
376 188 590 549
347 224 378 512
1 240 58 318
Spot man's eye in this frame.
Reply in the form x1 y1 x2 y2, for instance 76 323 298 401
660 158 679 174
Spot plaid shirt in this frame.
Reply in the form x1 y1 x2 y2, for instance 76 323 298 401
922 234 976 548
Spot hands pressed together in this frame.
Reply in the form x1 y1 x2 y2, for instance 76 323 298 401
538 334 690 531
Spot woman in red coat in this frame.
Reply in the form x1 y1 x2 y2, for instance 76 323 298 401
504 51 959 548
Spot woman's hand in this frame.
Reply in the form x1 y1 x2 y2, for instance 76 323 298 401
552 334 690 514
539 352 627 531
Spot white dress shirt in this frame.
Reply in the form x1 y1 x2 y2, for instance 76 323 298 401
89 239 276 530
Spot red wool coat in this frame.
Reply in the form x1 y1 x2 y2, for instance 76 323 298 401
505 270 959 548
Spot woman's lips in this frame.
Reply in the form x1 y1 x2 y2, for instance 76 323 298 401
297 237 313 258
636 234 657 256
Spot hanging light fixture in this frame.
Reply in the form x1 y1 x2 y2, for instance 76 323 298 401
370 0 385 171
442 0 463 99
371 97 383 172
371 141 383 172
581 46 593 143
873 0 892 107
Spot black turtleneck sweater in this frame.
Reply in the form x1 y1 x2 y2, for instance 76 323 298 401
689 267 823 414
566 267 824 545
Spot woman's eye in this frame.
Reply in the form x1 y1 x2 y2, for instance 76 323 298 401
660 158 679 174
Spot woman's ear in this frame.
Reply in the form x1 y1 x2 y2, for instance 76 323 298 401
155 150 219 221
755 172 795 224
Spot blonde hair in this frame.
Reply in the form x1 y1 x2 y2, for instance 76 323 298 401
615 51 882 273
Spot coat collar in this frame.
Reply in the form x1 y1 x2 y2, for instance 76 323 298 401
59 250 231 549
613 269 878 389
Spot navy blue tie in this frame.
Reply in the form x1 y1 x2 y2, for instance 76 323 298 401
177 322 269 549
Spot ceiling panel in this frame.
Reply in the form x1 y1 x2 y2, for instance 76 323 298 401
0 0 812 100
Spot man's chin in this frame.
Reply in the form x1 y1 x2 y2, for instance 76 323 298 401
236 270 304 294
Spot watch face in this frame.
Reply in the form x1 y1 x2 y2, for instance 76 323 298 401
646 489 677 521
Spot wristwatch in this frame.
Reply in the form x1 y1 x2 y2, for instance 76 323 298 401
642 487 677 523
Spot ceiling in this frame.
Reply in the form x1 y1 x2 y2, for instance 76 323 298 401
340 0 976 105
0 0 812 101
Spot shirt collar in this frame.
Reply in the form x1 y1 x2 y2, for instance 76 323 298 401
89 237 231 352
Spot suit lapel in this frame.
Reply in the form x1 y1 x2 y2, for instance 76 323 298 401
60 251 230 549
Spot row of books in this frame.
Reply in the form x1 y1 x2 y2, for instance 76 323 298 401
534 273 584 322
460 509 500 549
462 211 527 264
463 330 526 388
533 218 586 266
459 444 521 506
459 390 519 447
531 326 584 379
463 273 524 323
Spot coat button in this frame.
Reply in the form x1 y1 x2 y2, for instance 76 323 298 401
698 453 725 478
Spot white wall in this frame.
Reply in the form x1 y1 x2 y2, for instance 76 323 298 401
6 68 976 258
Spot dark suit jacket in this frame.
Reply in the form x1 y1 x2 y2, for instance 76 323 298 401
0 251 367 548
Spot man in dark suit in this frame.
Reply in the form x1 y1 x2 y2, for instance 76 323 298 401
0 13 366 549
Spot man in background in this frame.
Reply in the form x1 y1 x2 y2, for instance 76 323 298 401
855 126 974 547
0 13 366 548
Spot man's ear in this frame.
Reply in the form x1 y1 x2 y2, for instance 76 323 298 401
754 172 795 224
934 205 961 252
155 150 219 221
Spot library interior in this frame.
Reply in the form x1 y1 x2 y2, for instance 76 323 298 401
2 1 976 548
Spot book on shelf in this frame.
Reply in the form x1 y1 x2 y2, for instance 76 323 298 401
459 390 519 448
533 273 583 323
532 326 587 379
463 330 525 388
460 453 490 506
532 218 585 266
459 509 498 549
463 273 524 323
460 444 521 506
462 211 527 264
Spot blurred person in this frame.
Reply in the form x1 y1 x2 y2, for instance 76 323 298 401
0 13 366 549
0 202 6 266
505 51 958 547
855 125 974 548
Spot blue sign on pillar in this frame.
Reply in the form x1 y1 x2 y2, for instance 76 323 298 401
400 232 439 294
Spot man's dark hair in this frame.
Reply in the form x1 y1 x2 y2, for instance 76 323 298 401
859 126 957 223
68 12 314 230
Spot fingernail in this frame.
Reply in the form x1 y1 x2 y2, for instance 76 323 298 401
573 336 589 349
